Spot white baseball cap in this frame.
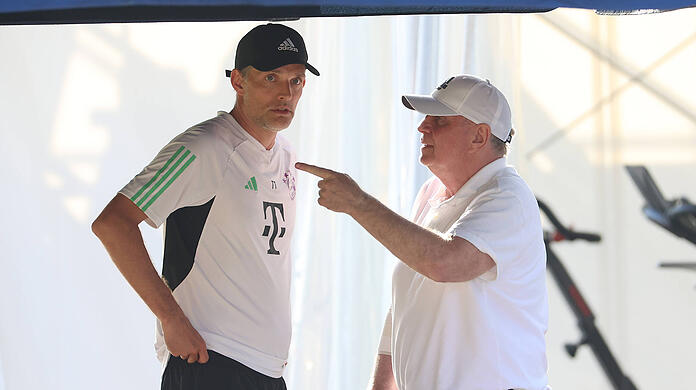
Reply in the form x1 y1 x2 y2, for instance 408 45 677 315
402 74 513 142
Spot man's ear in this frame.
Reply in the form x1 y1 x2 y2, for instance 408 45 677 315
472 123 491 151
230 69 245 95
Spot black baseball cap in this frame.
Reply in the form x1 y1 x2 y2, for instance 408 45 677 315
225 23 319 78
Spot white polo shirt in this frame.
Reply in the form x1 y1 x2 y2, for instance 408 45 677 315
119 111 296 378
379 158 549 390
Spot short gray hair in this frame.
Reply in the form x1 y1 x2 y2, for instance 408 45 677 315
491 128 515 156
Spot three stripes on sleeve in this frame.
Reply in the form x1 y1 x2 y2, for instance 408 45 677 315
130 146 197 212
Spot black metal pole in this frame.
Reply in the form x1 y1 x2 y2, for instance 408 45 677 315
545 233 638 389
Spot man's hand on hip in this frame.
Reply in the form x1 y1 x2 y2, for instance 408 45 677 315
162 314 210 364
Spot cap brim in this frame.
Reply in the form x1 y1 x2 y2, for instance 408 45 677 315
226 62 319 78
305 62 320 76
402 95 458 116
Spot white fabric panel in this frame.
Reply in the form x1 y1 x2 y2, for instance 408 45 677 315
1 9 696 390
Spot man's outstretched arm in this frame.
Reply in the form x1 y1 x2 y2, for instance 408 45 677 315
91 193 209 363
295 162 495 283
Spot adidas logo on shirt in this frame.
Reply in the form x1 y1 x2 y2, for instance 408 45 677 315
244 176 258 191
277 38 299 52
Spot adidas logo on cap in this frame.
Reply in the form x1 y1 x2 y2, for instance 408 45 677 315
229 24 320 77
277 38 299 52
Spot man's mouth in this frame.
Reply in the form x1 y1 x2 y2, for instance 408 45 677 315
271 107 292 115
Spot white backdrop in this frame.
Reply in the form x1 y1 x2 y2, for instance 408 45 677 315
1 9 695 390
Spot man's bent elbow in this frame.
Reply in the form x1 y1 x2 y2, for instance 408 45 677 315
91 213 122 242
427 269 468 283
426 239 488 283
425 255 479 283
91 207 128 240
424 268 447 283
91 214 108 238
422 265 463 283
92 194 145 239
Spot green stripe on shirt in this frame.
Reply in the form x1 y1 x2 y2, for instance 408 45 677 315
142 153 197 212
130 145 185 204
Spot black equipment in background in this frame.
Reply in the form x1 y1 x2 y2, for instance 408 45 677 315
537 199 638 390
625 165 696 272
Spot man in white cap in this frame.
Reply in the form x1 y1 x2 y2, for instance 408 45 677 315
92 23 318 389
296 75 549 389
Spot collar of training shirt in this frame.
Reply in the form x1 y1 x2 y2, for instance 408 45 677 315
217 111 280 156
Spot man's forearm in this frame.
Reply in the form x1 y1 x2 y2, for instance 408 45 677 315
92 210 184 324
349 194 458 281
294 162 492 282
93 194 209 363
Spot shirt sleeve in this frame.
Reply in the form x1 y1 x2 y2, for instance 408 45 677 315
449 189 527 282
377 306 392 355
119 129 222 228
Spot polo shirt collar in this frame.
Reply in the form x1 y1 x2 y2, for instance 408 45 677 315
430 157 508 207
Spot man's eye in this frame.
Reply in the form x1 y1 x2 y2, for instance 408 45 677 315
265 74 276 82
291 78 302 85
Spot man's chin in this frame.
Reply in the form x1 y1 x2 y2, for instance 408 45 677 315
268 117 294 131
263 122 291 132
419 154 433 166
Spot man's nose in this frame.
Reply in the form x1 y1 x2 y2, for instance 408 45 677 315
417 119 432 134
277 82 292 100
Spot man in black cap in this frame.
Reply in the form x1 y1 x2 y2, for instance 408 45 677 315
92 23 319 389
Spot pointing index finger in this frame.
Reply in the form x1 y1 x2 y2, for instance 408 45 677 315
295 162 335 179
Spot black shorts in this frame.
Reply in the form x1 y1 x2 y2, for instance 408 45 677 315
161 350 287 390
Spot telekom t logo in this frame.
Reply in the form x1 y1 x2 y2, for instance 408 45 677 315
262 201 286 255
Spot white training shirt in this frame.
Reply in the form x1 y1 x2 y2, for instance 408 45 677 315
379 158 549 390
119 111 296 378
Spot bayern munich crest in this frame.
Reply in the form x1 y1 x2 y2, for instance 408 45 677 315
283 169 296 200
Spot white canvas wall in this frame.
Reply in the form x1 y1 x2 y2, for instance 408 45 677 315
0 9 694 390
